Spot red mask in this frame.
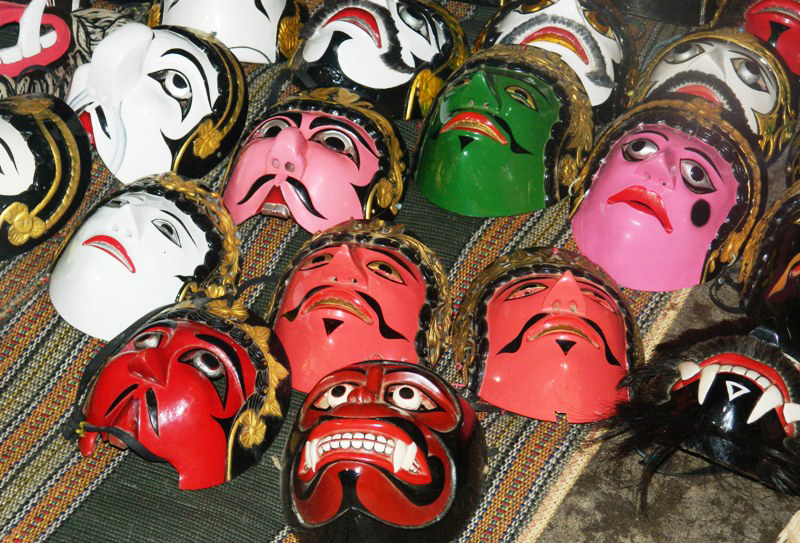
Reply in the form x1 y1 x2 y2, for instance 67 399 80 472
745 0 800 76
273 243 428 392
283 361 485 542
79 314 282 490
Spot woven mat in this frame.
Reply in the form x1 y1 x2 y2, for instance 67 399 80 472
0 3 697 542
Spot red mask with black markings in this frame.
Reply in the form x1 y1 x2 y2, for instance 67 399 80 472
745 0 800 76
283 361 485 543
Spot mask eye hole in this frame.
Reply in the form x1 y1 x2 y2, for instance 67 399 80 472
507 281 547 300
179 349 223 379
300 252 333 271
519 0 555 14
622 138 659 161
314 383 356 409
151 218 181 247
680 159 716 193
505 85 537 110
367 260 404 284
133 331 164 350
398 4 429 39
665 42 705 64
385 384 436 411
583 9 613 38
731 57 769 92
310 129 360 166
256 118 290 139
581 288 617 313
149 69 192 119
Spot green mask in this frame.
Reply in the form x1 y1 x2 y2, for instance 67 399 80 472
415 64 562 216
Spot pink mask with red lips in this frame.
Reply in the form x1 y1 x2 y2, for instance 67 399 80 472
0 0 72 78
571 124 738 292
273 243 427 393
223 110 381 233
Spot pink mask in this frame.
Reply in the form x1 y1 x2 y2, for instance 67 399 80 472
273 243 428 392
572 124 739 291
224 110 384 233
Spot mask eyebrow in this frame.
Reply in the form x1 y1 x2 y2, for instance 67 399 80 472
161 48 210 98
496 277 545 299
368 247 419 282
308 116 375 152
685 147 722 179
0 136 18 173
633 129 669 141
160 209 197 247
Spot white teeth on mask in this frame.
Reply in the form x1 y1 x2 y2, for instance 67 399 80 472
392 441 407 473
304 441 313 471
309 433 422 473
747 384 784 424
678 361 701 380
0 0 58 64
697 364 720 405
402 442 417 472
784 403 800 424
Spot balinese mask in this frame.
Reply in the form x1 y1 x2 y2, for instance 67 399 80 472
67 23 248 184
630 28 797 161
292 0 467 120
266 220 450 393
745 0 800 77
0 94 91 260
0 0 72 79
222 88 405 234
738 183 800 337
283 360 486 543
70 298 291 490
49 173 240 341
605 334 800 500
570 98 764 292
455 247 641 423
151 0 305 64
475 0 631 121
415 45 592 217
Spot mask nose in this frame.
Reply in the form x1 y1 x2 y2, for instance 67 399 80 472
108 202 140 240
542 271 586 315
127 349 168 386
87 23 153 107
325 245 368 285
266 127 308 178
450 71 501 111
635 152 676 190
347 384 376 404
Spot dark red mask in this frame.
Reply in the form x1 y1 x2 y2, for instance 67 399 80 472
283 361 485 543
745 0 800 76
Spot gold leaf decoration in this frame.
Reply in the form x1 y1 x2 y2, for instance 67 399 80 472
3 203 46 246
237 409 267 449
147 4 161 28
207 299 249 320
416 69 443 116
10 97 52 116
193 120 222 159
278 12 302 59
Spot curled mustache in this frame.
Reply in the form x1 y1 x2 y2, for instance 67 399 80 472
236 174 327 219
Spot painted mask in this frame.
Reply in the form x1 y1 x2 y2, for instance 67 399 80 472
292 0 466 120
475 0 630 120
66 23 248 184
266 220 450 393
283 360 486 543
222 88 405 234
571 99 764 292
745 0 800 76
606 334 800 500
152 0 305 64
49 173 240 341
739 183 800 336
73 299 291 490
0 0 72 79
0 95 90 260
455 247 640 423
415 45 592 217
631 28 797 161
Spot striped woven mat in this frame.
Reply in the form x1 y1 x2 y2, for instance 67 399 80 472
0 2 694 541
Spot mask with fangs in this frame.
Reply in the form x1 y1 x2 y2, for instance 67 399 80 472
603 333 800 501
629 28 798 162
291 0 467 120
454 246 642 423
72 298 291 490
474 0 633 123
283 360 486 543
222 88 406 234
265 219 451 393
49 173 240 341
66 23 248 184
0 0 72 79
570 98 765 292
0 94 91 260
745 0 800 77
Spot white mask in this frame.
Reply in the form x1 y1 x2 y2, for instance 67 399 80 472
0 116 36 196
50 190 211 341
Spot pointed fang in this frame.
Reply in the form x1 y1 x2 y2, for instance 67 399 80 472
697 364 719 405
747 384 784 424
678 361 702 381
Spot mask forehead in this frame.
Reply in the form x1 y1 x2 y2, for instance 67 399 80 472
572 122 740 291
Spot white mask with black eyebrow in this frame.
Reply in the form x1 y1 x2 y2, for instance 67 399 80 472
161 0 287 64
0 117 36 197
49 191 210 341
67 23 220 184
